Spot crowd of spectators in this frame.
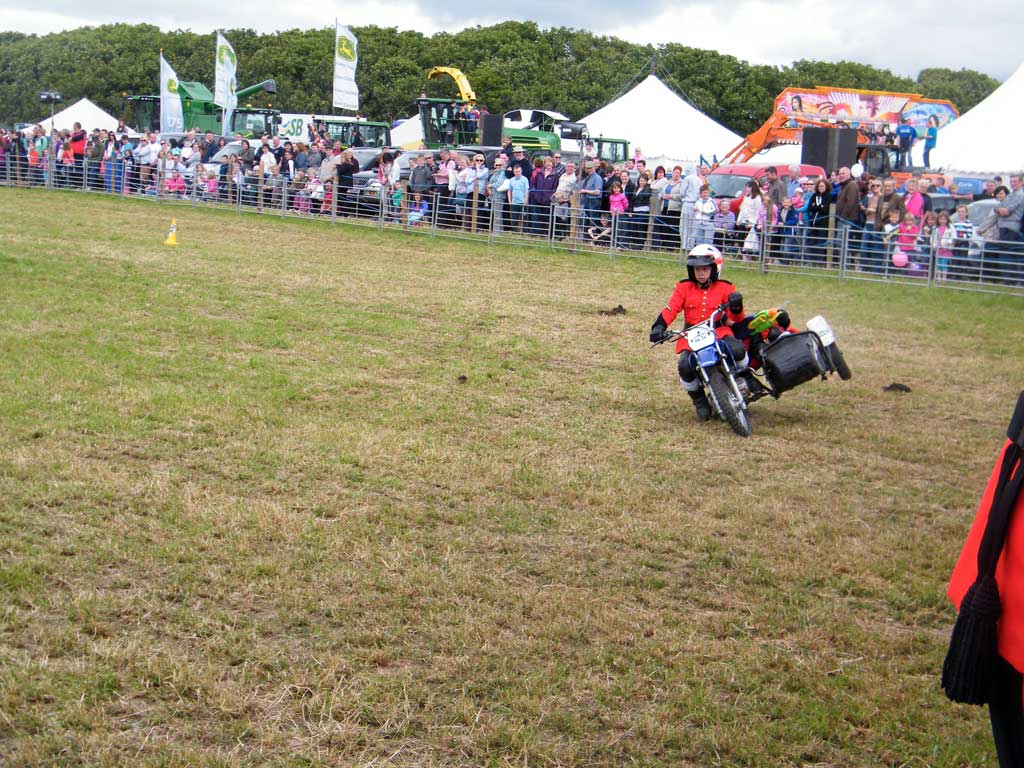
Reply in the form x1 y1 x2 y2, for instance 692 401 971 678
2 119 1022 283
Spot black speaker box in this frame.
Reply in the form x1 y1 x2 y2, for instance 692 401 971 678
480 114 503 147
801 127 859 172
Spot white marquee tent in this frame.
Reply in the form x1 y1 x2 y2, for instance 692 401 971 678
24 98 120 134
930 61 1024 173
579 75 742 168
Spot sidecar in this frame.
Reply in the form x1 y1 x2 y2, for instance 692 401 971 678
761 315 851 395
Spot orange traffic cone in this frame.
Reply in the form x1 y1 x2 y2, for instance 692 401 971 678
164 218 178 246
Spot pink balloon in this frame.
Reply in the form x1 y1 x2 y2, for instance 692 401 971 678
892 249 908 268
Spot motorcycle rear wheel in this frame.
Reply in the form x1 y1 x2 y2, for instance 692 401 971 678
709 370 752 437
826 343 852 380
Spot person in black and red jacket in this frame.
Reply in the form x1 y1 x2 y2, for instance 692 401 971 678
944 391 1024 767
69 121 87 186
649 243 750 421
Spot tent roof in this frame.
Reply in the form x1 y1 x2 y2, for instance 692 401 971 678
930 62 1024 173
29 97 120 134
580 75 741 165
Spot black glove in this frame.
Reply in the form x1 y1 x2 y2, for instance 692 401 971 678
776 309 791 329
649 318 667 343
728 292 743 313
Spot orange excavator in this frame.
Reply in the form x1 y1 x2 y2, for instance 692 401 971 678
713 111 950 187
715 111 872 167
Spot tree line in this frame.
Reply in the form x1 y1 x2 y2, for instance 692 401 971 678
0 22 1000 137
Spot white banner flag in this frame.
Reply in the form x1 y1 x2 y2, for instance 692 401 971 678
214 32 238 131
160 54 185 133
332 23 359 111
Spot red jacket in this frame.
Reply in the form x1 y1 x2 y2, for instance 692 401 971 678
70 130 87 158
948 440 1024 677
658 279 744 354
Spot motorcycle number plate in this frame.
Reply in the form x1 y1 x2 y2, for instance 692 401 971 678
687 326 715 350
805 315 835 346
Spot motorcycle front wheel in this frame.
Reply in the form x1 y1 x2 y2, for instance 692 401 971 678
709 369 752 437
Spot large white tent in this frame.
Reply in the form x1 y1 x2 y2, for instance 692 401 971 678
930 62 1024 173
25 98 120 134
579 75 742 168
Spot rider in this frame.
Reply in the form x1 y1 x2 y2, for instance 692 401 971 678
648 243 750 421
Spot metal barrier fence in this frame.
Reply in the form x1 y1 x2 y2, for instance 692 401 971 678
2 154 1022 296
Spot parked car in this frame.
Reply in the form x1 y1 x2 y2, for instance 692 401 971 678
350 149 443 213
967 198 999 228
706 162 827 214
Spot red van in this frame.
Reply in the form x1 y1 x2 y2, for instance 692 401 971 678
705 162 827 215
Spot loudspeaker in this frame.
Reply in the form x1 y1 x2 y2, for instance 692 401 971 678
559 122 587 140
480 114 503 147
801 128 859 172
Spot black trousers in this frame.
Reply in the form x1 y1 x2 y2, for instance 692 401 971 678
991 655 1024 767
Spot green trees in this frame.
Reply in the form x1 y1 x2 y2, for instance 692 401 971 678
0 22 1000 136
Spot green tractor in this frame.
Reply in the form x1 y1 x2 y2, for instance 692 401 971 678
124 79 280 137
416 98 563 152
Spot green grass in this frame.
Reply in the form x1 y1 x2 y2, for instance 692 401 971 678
1 188 1022 766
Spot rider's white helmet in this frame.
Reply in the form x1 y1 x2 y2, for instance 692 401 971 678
687 243 723 281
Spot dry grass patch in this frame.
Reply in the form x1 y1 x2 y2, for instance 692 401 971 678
1 188 1022 766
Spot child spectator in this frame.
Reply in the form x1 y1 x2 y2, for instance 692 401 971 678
950 205 978 281
897 211 920 262
712 199 736 253
692 185 717 246
165 170 186 198
935 210 953 281
289 171 310 213
883 208 903 266
918 210 939 267
204 172 218 201
608 181 629 215
306 176 324 214
773 196 799 264
408 192 429 226
587 213 612 246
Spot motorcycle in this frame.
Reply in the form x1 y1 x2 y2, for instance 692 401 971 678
653 304 756 437
652 306 851 437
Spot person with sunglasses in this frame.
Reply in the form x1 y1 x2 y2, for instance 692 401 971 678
550 152 565 178
486 157 508 233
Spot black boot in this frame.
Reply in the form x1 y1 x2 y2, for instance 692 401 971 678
742 370 770 401
688 390 712 421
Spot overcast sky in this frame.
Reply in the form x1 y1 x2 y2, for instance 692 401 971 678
2 1 1019 81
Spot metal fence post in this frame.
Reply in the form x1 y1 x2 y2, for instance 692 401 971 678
610 214 618 260
759 223 768 275
927 228 937 288
331 181 338 223
400 181 410 231
378 188 385 230
431 192 439 237
488 195 495 245
838 225 849 280
677 212 686 264
547 202 556 250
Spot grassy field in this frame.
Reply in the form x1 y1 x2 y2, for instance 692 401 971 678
2 188 1023 767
